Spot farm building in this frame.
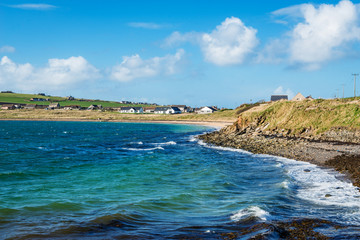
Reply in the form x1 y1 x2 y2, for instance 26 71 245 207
48 103 60 110
88 105 103 110
292 93 306 101
271 95 288 101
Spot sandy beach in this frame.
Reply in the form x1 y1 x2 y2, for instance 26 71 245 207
0 118 233 128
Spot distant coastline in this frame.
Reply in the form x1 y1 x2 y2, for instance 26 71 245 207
0 117 232 128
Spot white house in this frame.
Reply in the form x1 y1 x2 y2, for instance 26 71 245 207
154 107 181 114
143 107 156 113
171 105 189 113
198 106 217 114
119 107 143 113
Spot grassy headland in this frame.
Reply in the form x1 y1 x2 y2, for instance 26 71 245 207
231 98 360 140
199 98 360 187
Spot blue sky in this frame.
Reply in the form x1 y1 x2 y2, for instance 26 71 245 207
1 0 360 108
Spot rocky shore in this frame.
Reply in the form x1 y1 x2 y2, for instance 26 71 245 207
199 124 360 187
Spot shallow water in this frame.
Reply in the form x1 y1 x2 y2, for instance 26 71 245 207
1 121 360 239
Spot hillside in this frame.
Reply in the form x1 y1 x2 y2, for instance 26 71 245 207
229 98 360 143
199 98 360 188
0 93 155 108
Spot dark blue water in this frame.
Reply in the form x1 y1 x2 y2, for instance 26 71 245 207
1 121 360 239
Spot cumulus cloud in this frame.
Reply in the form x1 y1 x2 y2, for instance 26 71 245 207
270 0 360 70
128 22 169 29
7 4 57 10
0 56 100 91
200 17 258 65
164 17 258 66
110 49 184 82
0 46 15 53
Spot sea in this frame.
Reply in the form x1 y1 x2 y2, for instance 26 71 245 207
1 121 360 239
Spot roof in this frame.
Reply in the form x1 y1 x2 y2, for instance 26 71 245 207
292 93 306 101
201 106 217 111
170 107 181 111
271 95 288 101
120 107 133 110
120 107 142 110
155 107 170 111
171 105 186 108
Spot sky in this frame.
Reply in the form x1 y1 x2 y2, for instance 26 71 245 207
1 0 360 108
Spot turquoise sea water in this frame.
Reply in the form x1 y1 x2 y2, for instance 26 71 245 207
1 121 360 239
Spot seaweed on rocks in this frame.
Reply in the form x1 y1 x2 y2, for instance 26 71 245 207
325 154 360 188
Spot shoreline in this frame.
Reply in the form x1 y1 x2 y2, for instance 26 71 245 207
0 118 232 128
199 128 360 188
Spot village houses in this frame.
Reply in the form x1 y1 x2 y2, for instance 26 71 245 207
154 107 181 114
197 106 218 114
119 107 144 114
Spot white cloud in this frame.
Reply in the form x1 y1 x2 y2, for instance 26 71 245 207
0 56 100 91
8 4 57 10
110 49 185 82
164 17 258 66
200 17 258 65
270 0 360 69
0 46 15 53
273 86 294 98
163 31 201 47
128 22 169 29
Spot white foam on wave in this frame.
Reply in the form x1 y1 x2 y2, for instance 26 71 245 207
122 146 164 151
231 206 269 222
196 139 360 223
130 141 143 145
188 135 197 142
197 139 252 155
153 141 176 146
278 180 290 189
279 158 360 208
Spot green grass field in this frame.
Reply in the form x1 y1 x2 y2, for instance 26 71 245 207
0 93 155 108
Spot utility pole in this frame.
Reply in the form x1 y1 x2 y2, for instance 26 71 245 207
342 84 345 99
353 73 359 98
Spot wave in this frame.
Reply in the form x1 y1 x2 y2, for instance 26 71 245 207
152 141 176 146
230 206 269 222
197 139 252 155
277 157 360 207
197 139 360 223
278 180 290 189
122 147 164 151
